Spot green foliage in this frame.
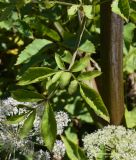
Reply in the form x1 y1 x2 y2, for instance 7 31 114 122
71 56 90 72
16 39 53 65
124 46 136 73
125 107 136 128
61 136 88 160
111 0 130 21
0 0 135 159
19 110 36 138
77 70 101 81
67 5 79 17
78 40 95 54
5 113 28 124
55 53 65 70
18 67 56 85
80 83 110 122
59 72 72 88
68 80 78 95
12 89 44 102
41 103 57 151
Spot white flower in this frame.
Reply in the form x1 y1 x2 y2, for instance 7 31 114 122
0 125 34 155
2 97 31 107
53 140 65 159
34 116 41 133
55 111 71 135
34 150 51 160
83 125 136 160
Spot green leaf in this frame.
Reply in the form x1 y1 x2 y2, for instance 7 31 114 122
19 110 36 138
42 26 60 41
0 5 13 21
118 0 130 20
65 126 78 144
123 23 135 44
123 47 136 73
46 78 54 90
0 20 12 30
111 0 130 21
52 71 63 83
83 5 93 19
77 70 101 81
68 80 78 95
61 136 88 160
67 5 79 16
16 39 53 65
41 103 57 151
5 113 28 124
12 89 44 102
59 72 72 89
55 53 65 70
61 50 72 64
71 56 90 72
80 83 110 122
77 145 88 160
18 67 56 86
125 107 136 128
78 40 95 54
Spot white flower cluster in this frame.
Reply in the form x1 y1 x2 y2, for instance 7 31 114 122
34 150 51 160
0 126 34 155
34 140 65 160
0 97 37 119
33 111 70 159
83 125 136 160
55 111 71 135
0 97 70 159
0 98 36 156
53 140 66 159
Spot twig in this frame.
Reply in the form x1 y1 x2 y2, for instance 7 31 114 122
49 1 77 6
68 16 86 70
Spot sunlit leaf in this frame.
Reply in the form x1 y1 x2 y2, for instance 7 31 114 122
16 39 53 65
77 70 101 81
67 5 79 16
125 107 136 128
80 83 110 122
83 5 93 19
68 80 78 95
55 53 65 70
111 0 130 21
123 47 136 73
61 50 72 64
17 67 56 85
123 23 135 44
71 56 90 72
78 40 95 54
51 71 62 83
59 72 72 88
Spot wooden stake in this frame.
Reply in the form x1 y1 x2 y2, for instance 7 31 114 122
100 0 124 125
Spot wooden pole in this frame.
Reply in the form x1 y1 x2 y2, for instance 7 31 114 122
100 0 124 125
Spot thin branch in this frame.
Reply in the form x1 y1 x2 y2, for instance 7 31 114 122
49 1 77 6
68 16 86 70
